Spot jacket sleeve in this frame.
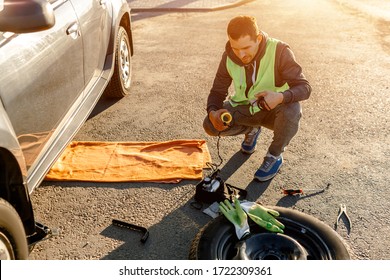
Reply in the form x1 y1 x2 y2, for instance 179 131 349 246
206 52 232 113
275 43 312 104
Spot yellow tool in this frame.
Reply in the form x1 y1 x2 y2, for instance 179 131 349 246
220 112 232 125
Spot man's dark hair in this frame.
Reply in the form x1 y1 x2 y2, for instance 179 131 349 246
227 15 259 41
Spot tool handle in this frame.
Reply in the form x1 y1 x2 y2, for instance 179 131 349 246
282 189 303 195
112 219 149 243
220 112 232 125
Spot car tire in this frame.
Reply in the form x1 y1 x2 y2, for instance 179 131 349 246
104 26 132 98
189 206 351 260
0 198 29 260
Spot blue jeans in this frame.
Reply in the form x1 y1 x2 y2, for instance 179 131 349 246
203 101 302 156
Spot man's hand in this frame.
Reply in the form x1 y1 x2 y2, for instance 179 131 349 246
255 90 284 111
209 109 230 131
241 201 285 233
219 198 250 239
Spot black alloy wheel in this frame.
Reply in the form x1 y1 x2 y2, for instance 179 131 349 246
189 206 351 260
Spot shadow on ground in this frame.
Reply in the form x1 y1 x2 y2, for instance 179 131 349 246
100 198 210 259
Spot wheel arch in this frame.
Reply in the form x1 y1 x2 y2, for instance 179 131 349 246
0 101 36 237
112 2 133 56
0 148 36 237
118 11 133 56
103 2 133 79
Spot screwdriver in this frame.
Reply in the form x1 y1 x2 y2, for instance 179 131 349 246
282 189 304 195
282 184 331 196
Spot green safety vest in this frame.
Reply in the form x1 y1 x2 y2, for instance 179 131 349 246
226 37 289 114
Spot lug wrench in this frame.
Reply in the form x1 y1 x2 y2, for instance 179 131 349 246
112 219 149 243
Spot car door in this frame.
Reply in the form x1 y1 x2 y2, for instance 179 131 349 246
69 0 111 92
0 0 84 169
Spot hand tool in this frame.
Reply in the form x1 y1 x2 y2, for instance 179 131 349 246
335 204 352 234
27 222 60 248
282 183 331 196
282 189 304 195
112 219 149 243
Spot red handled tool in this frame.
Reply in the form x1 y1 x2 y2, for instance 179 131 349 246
282 183 331 196
282 189 304 195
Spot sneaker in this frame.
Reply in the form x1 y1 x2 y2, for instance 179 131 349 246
254 154 283 181
241 127 261 154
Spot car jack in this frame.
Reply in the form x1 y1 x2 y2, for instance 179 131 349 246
27 222 59 248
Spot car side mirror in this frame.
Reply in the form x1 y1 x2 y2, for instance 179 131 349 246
0 0 55 33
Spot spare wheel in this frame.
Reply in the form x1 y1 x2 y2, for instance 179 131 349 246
189 206 351 260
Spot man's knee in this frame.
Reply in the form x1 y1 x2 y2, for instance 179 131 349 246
279 102 302 123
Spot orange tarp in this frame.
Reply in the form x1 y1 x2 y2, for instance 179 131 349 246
45 140 212 183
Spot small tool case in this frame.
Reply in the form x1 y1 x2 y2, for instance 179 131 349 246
194 169 247 204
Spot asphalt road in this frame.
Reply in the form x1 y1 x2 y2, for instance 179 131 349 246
29 0 390 260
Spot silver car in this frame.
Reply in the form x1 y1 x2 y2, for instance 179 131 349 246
0 0 133 259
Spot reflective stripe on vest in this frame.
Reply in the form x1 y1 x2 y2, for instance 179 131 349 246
226 37 289 114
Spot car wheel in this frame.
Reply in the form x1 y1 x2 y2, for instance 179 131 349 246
104 26 132 98
0 198 29 260
189 206 351 260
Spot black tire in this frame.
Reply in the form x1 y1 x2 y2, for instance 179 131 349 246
0 198 29 260
104 26 132 98
189 206 351 260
